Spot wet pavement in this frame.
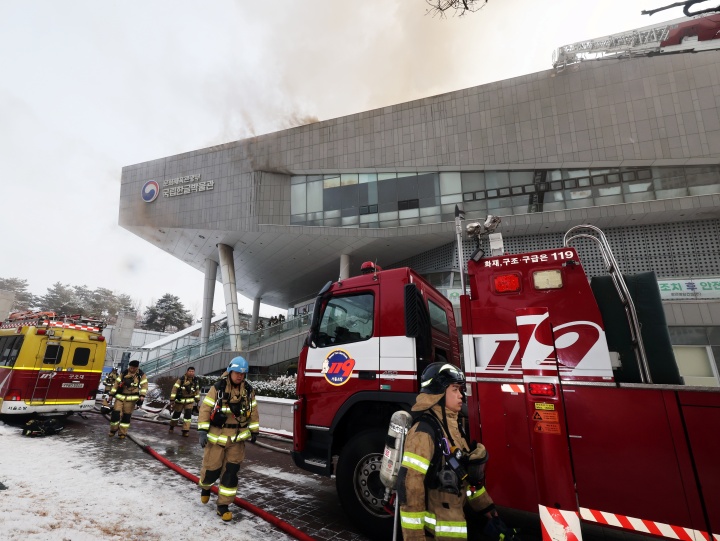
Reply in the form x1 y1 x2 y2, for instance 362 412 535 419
57 407 654 541
73 408 371 541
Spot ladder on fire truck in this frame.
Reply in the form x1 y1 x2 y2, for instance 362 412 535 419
552 13 720 70
563 225 653 383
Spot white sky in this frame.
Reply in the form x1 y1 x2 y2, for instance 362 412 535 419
0 0 682 320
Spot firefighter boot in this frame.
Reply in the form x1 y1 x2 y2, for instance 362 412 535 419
168 425 174 432
182 430 189 437
108 431 115 437
217 505 232 522
200 489 211 504
118 434 126 440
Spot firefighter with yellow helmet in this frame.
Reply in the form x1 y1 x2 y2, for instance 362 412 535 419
197 356 259 522
398 362 520 541
108 360 148 439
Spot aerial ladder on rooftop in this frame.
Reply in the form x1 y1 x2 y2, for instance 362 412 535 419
552 12 720 70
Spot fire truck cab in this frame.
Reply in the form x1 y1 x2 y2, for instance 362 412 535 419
292 266 460 538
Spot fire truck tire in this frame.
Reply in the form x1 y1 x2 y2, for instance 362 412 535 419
336 429 395 541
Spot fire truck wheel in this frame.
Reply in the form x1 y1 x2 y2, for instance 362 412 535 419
336 429 394 541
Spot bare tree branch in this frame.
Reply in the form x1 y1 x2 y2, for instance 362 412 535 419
642 0 720 16
425 0 488 18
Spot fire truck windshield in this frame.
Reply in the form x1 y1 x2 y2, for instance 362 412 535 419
316 293 374 347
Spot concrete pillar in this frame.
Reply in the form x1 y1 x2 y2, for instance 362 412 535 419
340 254 351 280
250 296 261 332
200 259 218 353
217 244 242 352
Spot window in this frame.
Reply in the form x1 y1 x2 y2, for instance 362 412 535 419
72 347 91 367
0 336 24 367
428 300 450 335
43 343 64 365
317 293 374 347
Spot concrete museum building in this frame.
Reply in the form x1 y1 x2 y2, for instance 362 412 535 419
119 44 720 384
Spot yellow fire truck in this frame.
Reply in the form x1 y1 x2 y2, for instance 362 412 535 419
0 312 107 416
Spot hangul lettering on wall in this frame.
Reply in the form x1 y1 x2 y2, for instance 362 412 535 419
503 258 511 265
659 283 671 291
700 282 713 290
163 180 170 187
491 260 500 267
190 183 198 192
206 180 214 190
484 261 492 267
671 283 682 291
539 254 548 262
183 185 190 195
522 256 530 263
163 189 170 198
531 255 539 263
198 181 206 191
511 257 519 264
169 187 177 197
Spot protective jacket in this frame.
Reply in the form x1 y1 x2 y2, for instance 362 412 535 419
198 377 259 445
110 369 148 403
170 375 200 404
398 394 494 541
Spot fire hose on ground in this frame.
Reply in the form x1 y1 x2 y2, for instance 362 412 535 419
91 409 309 540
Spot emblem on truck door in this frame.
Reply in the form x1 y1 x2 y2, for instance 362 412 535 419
322 349 356 386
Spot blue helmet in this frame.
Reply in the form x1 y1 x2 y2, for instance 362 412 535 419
228 356 249 374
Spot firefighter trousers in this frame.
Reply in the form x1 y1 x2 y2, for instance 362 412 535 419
110 398 137 437
198 441 245 506
170 402 194 431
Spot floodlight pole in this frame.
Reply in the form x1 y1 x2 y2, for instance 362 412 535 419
454 205 467 296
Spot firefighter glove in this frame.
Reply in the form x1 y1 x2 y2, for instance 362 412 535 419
136 397 144 409
250 432 257 444
199 431 208 448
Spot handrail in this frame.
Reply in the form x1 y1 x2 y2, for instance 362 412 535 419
143 316 311 378
563 224 652 383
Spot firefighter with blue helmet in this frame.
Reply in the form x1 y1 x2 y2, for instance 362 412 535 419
197 356 260 522
398 362 520 541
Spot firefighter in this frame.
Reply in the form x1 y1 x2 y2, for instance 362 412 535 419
100 367 119 414
398 362 520 541
108 360 148 440
197 356 259 522
169 366 200 436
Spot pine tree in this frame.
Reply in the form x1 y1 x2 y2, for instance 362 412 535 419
141 293 193 332
0 277 36 311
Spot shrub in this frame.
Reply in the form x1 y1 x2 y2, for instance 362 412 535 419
249 374 297 399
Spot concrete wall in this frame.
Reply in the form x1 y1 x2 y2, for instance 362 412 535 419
257 396 294 434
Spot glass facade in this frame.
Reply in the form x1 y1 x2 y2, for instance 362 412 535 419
290 166 720 228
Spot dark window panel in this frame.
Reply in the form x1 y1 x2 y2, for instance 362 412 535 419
323 187 341 210
397 175 419 200
369 204 378 213
417 173 440 199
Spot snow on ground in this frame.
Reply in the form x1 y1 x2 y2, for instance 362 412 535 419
0 421 288 541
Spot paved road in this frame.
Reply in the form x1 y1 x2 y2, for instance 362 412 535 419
75 409 654 541
77 409 370 541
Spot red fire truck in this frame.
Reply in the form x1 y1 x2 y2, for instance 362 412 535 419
0 312 107 417
292 221 720 540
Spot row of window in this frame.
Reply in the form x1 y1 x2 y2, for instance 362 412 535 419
0 335 92 367
289 165 720 227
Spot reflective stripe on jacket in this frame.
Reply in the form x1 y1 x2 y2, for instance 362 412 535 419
197 377 260 446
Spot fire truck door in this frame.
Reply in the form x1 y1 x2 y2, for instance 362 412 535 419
305 289 380 400
60 342 96 400
32 338 65 402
